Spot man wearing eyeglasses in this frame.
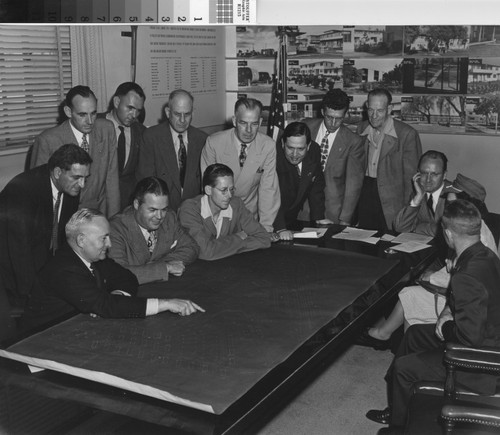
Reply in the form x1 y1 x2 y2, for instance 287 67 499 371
179 163 271 260
357 88 422 232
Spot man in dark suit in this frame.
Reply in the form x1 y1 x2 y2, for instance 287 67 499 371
367 200 500 433
136 89 207 212
22 209 204 332
98 82 146 210
30 85 120 218
273 122 326 239
304 89 365 225
0 144 92 309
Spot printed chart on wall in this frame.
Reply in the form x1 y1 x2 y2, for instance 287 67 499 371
136 26 225 127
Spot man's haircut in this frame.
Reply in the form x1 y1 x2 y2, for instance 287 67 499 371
114 82 146 101
65 85 97 109
321 89 350 112
133 177 169 204
234 97 263 114
419 150 448 173
442 199 481 237
282 121 311 145
168 89 194 106
367 88 392 105
203 163 234 188
48 143 93 171
65 208 104 240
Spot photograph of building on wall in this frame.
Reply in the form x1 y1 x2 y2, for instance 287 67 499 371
342 26 404 58
465 95 500 135
288 26 343 58
343 58 403 94
234 59 274 92
287 58 343 95
402 57 468 94
404 26 471 56
400 95 466 134
468 58 500 94
236 26 279 58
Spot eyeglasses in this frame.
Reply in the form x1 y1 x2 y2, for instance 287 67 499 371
213 186 236 195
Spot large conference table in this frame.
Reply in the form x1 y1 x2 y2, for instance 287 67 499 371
0 226 437 434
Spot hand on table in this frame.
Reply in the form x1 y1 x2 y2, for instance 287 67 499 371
160 299 205 316
167 260 185 276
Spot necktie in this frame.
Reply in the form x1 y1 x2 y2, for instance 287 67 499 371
50 191 63 255
427 194 434 216
296 164 301 177
90 263 103 290
320 132 330 171
81 133 89 153
178 134 187 188
147 230 157 255
117 126 126 174
239 144 247 168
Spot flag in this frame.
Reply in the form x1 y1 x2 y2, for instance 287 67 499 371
267 34 287 142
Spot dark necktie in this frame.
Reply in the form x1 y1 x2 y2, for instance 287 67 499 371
117 126 126 174
81 133 89 153
178 134 187 187
427 194 434 216
320 131 330 171
50 191 62 255
239 144 247 168
296 164 301 178
90 263 103 290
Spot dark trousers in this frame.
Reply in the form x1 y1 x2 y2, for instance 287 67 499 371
357 176 388 232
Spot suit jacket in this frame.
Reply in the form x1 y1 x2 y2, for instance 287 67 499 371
306 119 366 223
30 119 120 217
109 206 199 284
201 129 280 232
393 182 458 236
22 247 145 331
273 140 325 231
0 165 79 307
178 194 271 260
136 122 207 211
97 113 146 209
357 118 422 228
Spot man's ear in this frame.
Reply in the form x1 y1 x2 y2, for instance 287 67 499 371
133 199 139 211
204 185 212 195
113 96 120 110
53 167 62 180
76 233 85 248
164 106 171 119
232 115 237 128
63 105 72 119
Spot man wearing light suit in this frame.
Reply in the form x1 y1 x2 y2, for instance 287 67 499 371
201 97 280 233
136 89 207 212
109 177 199 285
30 85 120 218
304 89 365 225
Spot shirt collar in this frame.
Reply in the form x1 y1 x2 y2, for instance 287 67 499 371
429 183 445 203
170 126 187 143
106 111 126 129
201 195 233 220
50 177 60 201
360 116 397 139
69 121 85 143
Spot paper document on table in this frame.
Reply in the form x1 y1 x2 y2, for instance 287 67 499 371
293 228 328 239
391 233 433 245
381 233 396 242
391 242 431 253
332 227 378 241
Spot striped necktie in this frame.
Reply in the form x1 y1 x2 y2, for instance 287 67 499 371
50 191 62 255
81 133 89 153
320 132 330 171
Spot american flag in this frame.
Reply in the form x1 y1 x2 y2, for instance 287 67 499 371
267 34 287 142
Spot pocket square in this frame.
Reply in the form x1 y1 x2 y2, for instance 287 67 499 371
170 240 178 249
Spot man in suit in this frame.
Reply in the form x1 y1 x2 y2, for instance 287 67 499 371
98 82 146 210
273 122 327 240
357 88 422 232
22 209 204 332
136 89 207 212
30 85 120 218
179 163 271 260
201 97 280 233
367 200 500 433
304 89 365 225
109 177 199 285
0 144 91 309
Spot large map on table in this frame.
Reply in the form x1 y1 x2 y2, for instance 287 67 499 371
0 245 397 414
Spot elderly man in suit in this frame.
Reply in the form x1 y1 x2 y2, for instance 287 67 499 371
304 89 365 225
136 89 207 212
0 144 91 309
273 122 327 240
201 97 280 233
23 209 204 332
109 177 199 285
98 82 146 210
357 88 422 231
30 85 120 218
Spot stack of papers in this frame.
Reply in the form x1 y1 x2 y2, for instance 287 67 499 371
331 227 379 244
293 227 328 239
389 232 432 253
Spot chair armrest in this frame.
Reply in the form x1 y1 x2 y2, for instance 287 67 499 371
442 403 500 429
444 342 500 374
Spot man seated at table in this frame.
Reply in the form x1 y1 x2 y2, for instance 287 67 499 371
366 199 500 434
178 163 271 260
23 209 204 331
109 177 199 284
273 121 327 240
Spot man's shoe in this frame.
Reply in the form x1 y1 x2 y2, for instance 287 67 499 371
356 328 391 351
366 407 391 425
377 426 404 434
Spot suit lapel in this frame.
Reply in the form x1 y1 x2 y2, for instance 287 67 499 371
224 131 242 179
162 127 182 193
379 134 398 162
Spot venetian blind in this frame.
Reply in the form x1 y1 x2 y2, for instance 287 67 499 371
0 25 71 149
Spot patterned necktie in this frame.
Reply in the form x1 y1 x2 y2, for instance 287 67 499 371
239 144 247 168
320 131 330 171
427 194 434 216
117 126 126 173
50 191 63 255
81 133 89 153
147 230 157 255
178 134 187 187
